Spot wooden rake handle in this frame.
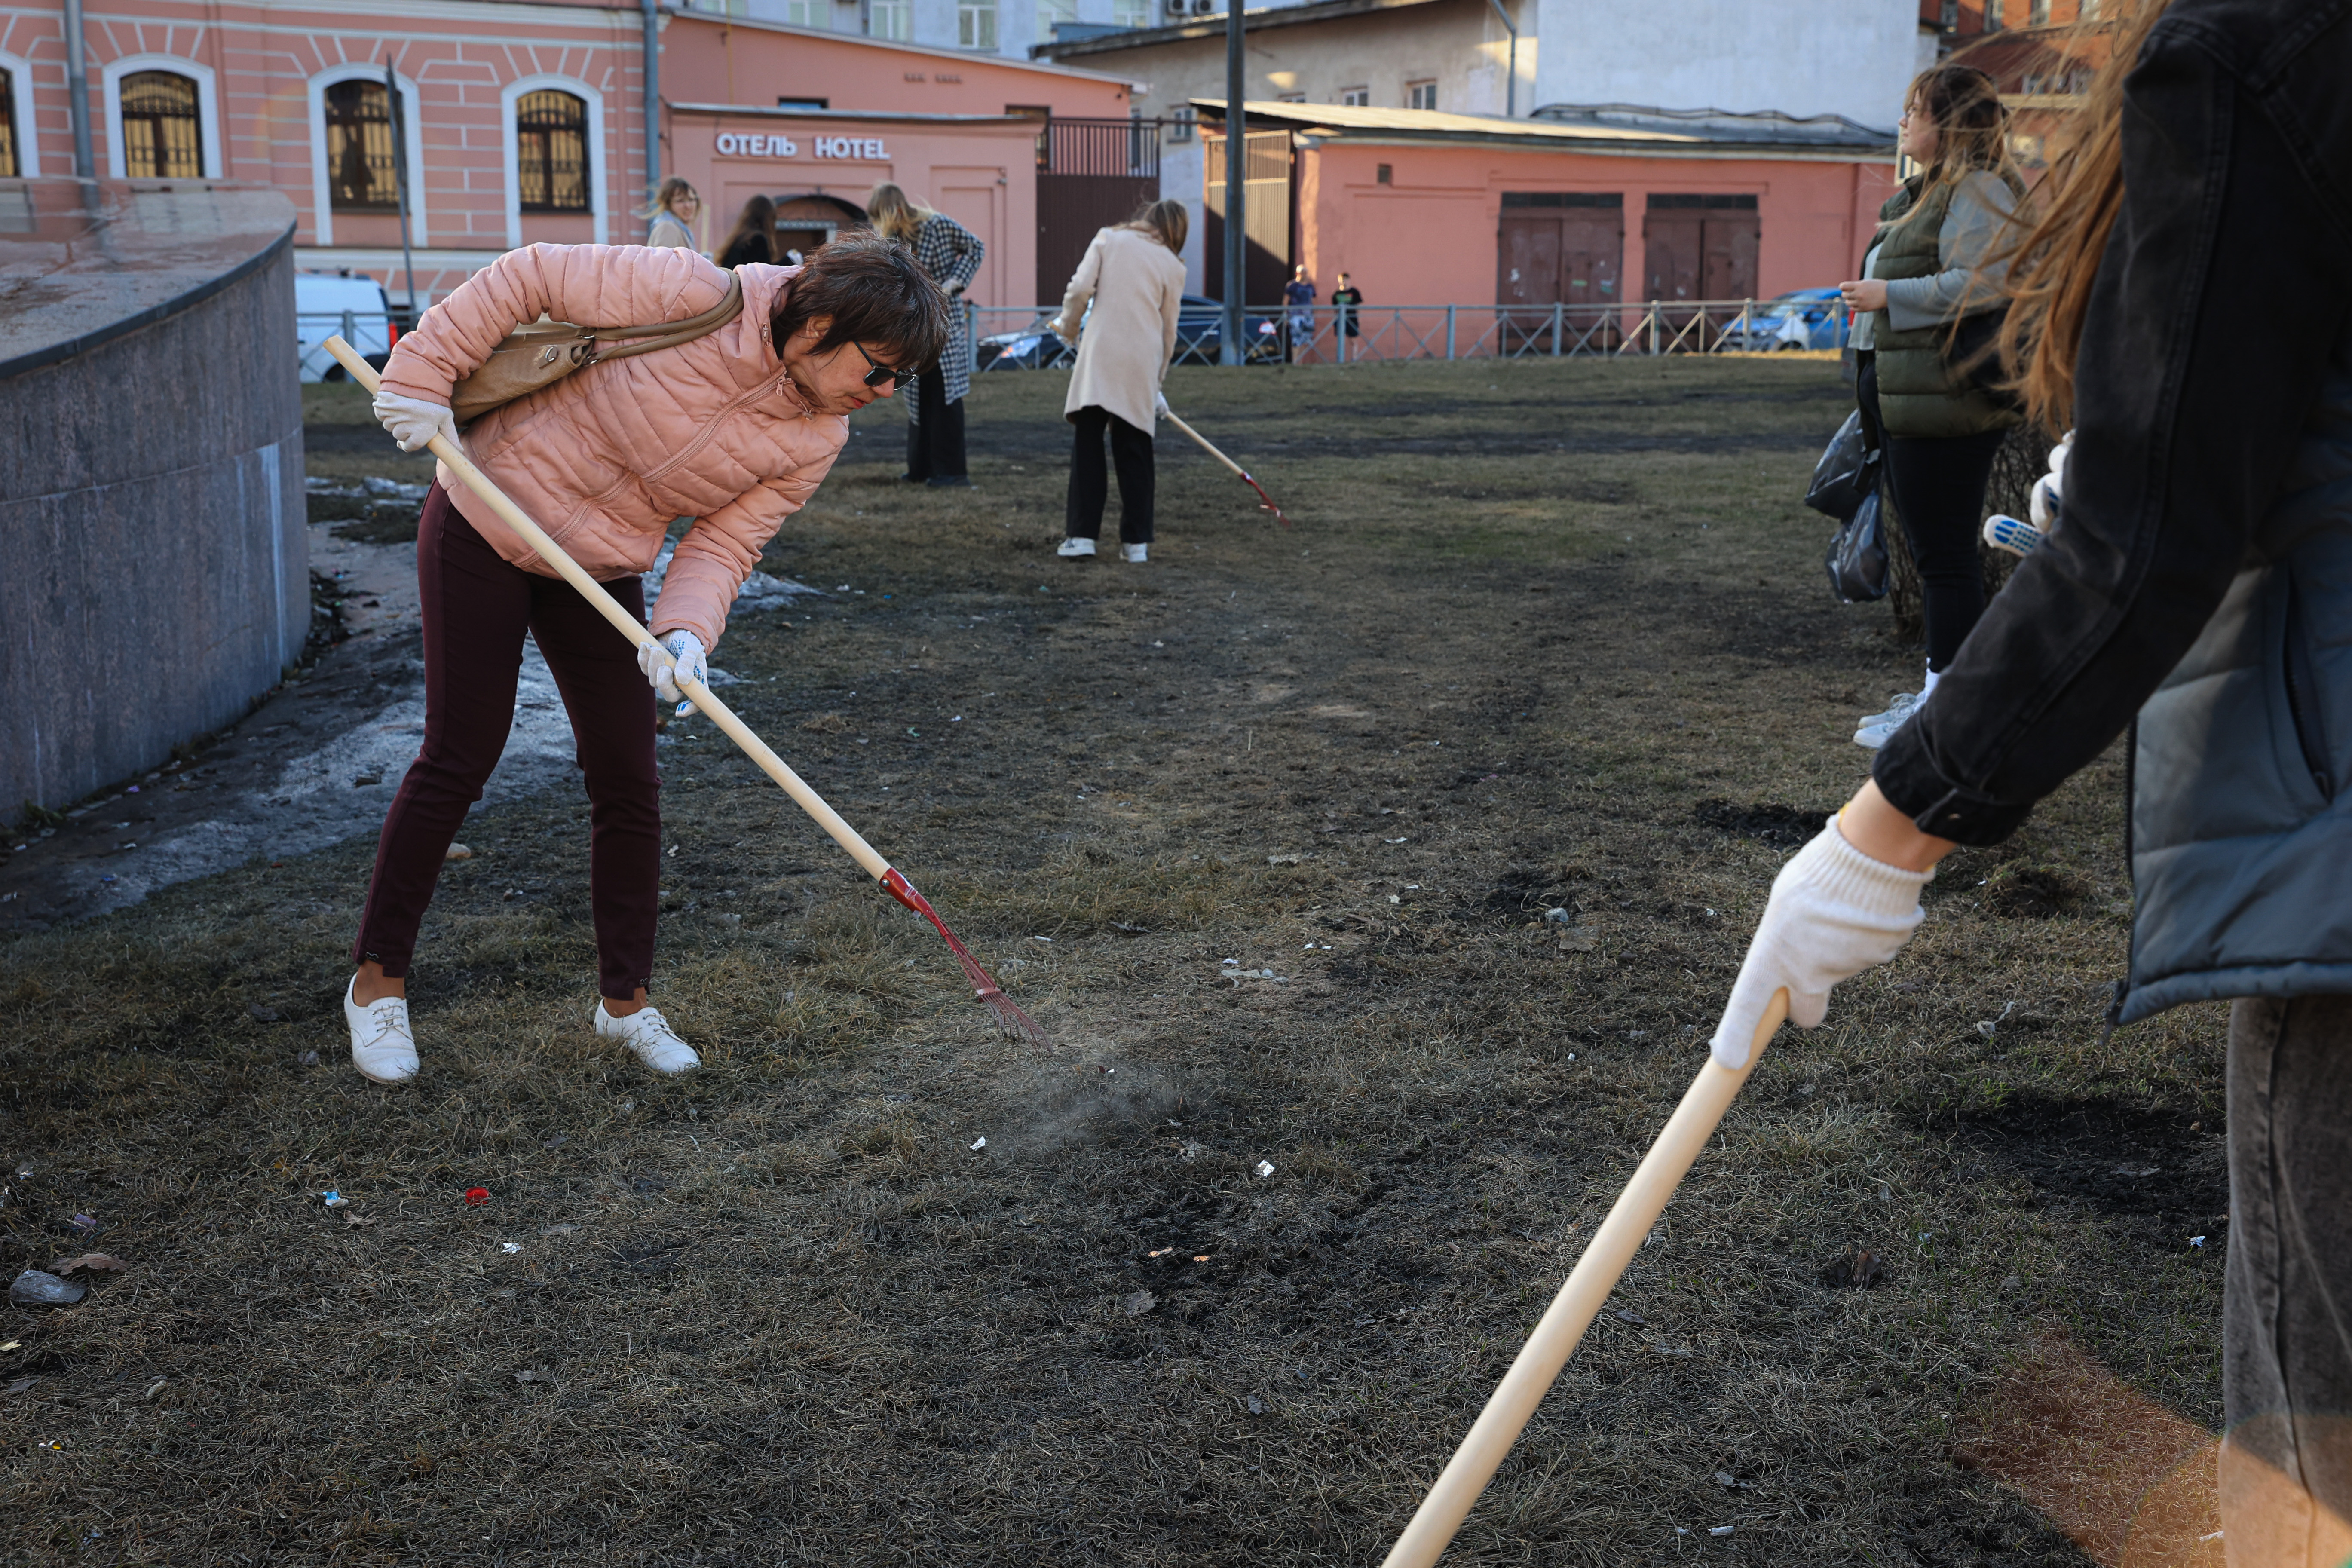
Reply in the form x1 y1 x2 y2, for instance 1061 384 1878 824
324 335 891 885
1160 407 1249 480
1379 988 1792 1568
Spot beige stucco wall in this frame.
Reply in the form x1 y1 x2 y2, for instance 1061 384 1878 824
1102 0 1535 125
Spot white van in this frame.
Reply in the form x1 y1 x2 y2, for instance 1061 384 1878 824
294 273 399 383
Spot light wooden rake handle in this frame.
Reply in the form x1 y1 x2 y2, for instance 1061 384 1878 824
1160 408 1249 479
1380 988 1791 1568
324 335 890 884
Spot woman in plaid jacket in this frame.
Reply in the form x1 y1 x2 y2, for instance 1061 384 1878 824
869 183 984 486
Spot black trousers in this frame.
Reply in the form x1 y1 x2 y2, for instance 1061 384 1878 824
1857 357 2007 672
2223 993 2352 1556
1065 405 1154 545
905 363 966 481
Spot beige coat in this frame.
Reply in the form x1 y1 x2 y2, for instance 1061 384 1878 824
1053 225 1186 432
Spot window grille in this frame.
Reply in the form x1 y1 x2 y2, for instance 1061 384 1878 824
516 89 591 213
325 80 397 211
121 70 202 178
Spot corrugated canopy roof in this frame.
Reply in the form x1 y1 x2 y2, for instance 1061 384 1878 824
1192 99 1895 157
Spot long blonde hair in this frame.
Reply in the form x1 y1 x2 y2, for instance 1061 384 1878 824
1121 197 1188 254
1995 0 2175 431
637 175 698 222
866 182 934 243
1888 62 2020 231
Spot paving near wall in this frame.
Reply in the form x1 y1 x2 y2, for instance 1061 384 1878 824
0 358 2221 1565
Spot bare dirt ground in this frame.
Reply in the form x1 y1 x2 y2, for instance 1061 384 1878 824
0 359 2228 1565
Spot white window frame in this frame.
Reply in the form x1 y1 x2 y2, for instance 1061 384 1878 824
0 50 40 176
499 73 607 249
306 65 430 249
102 52 221 181
1406 79 1437 112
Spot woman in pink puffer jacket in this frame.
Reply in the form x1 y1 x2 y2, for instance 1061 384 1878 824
342 233 948 1088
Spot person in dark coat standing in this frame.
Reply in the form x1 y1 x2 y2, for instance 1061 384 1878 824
1707 0 2352 1551
715 195 778 270
869 182 984 487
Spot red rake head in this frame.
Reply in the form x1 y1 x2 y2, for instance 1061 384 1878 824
879 868 1053 1047
1237 471 1293 527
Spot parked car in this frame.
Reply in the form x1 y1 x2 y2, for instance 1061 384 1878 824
980 296 1282 371
295 273 399 382
974 311 1077 372
1724 287 1849 352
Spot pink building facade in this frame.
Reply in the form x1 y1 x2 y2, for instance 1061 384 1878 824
0 2 1134 304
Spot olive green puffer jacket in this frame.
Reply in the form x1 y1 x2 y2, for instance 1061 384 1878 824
1868 172 2024 439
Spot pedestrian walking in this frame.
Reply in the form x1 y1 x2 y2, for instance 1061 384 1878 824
641 177 701 251
715 194 778 269
1838 63 2024 749
1048 199 1188 563
348 235 946 1086
868 182 984 486
1712 0 2352 1554
1283 264 1317 361
1332 272 1364 346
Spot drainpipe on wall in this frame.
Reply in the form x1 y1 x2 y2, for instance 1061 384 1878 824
63 0 95 179
643 0 662 195
1485 0 1517 119
1220 0 1243 364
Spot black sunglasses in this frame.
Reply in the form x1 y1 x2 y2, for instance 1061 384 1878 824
851 341 916 389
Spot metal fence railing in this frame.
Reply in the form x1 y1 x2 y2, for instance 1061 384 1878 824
969 298 1850 371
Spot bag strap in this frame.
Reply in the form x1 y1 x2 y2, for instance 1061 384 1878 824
586 271 746 364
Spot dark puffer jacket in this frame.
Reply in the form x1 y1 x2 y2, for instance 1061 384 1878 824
1866 171 2024 439
1871 0 2352 1023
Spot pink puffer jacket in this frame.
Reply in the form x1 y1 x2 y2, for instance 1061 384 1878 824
379 243 844 652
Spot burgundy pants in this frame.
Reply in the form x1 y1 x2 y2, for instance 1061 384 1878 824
352 484 660 999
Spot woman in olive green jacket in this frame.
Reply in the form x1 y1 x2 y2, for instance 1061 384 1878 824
1839 63 2023 749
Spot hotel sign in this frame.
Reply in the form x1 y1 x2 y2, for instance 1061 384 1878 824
716 132 888 160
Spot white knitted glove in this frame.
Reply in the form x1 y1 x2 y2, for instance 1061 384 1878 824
1154 389 1171 419
2030 430 2073 530
372 389 457 454
1711 820 1932 1070
638 629 707 707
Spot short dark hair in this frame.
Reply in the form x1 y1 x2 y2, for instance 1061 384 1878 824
772 231 950 368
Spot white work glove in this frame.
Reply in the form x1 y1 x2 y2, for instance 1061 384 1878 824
372 389 457 454
1047 315 1074 344
1710 820 1932 1070
637 629 708 707
2030 430 2073 530
1154 389 1171 418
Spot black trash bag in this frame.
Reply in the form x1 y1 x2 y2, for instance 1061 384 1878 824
1825 490 1890 603
1806 410 1880 520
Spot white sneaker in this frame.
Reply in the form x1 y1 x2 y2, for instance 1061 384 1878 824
1056 537 1096 559
1853 703 1922 750
344 977 418 1085
1856 691 1921 731
1121 542 1148 563
595 1001 700 1074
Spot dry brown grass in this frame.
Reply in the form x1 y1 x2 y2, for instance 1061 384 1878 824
0 359 2226 1564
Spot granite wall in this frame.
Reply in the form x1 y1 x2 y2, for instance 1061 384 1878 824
0 185 306 815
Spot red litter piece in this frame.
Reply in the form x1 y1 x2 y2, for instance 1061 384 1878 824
463 1187 490 1206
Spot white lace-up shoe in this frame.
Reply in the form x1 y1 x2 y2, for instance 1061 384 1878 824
595 1002 700 1075
344 977 418 1085
1121 542 1149 564
1855 691 1921 732
1056 537 1097 559
1853 699 1924 751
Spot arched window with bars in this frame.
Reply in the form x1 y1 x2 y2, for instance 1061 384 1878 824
0 67 18 178
325 79 396 210
516 89 590 213
121 70 203 178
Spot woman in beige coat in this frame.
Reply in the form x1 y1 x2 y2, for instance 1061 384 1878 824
1050 199 1188 563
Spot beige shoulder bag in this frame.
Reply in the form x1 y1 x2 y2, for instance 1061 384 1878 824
449 271 746 425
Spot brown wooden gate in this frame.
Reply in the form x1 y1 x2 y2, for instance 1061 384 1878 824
1035 117 1161 304
1497 191 1623 347
1642 193 1758 341
1203 128 1293 307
